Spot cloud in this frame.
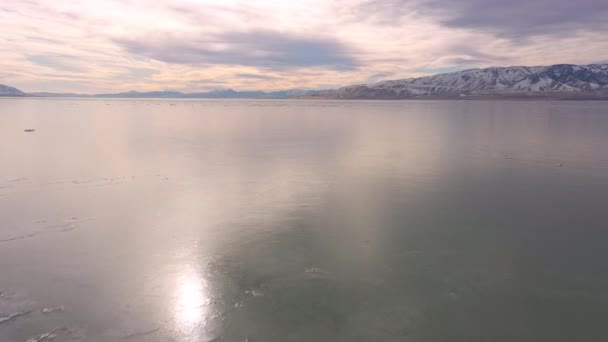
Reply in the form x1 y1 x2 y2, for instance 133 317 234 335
2 0 608 93
436 0 608 38
28 55 87 72
356 0 608 39
121 67 159 81
365 72 396 83
445 45 508 61
113 30 358 70
168 3 270 26
235 73 278 80
415 66 469 75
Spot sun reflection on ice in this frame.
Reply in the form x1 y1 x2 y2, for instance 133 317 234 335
174 265 209 331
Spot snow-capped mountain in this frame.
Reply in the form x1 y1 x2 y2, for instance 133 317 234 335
314 64 608 99
0 84 26 96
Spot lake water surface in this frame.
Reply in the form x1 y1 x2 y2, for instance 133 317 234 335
1 99 608 341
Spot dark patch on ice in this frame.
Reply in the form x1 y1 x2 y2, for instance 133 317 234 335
122 327 161 340
0 310 32 325
25 327 77 342
0 233 39 243
24 129 36 133
206 336 224 342
0 218 84 244
26 331 57 342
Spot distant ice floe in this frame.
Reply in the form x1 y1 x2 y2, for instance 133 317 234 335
245 289 263 297
41 306 65 314
304 267 326 274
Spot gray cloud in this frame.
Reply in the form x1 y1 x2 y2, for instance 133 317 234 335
415 66 469 74
440 57 484 65
442 44 511 65
121 68 159 81
114 30 358 70
364 72 396 83
357 0 608 39
28 55 86 72
235 73 278 80
433 0 608 38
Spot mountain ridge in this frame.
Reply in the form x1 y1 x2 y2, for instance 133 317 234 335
309 64 608 99
3 63 608 99
26 88 317 99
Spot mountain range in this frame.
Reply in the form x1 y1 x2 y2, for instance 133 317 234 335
311 64 608 99
2 63 608 99
1 88 316 99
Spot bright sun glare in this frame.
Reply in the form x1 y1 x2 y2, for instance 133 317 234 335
175 266 209 328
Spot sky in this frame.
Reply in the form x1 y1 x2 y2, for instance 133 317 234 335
2 0 608 93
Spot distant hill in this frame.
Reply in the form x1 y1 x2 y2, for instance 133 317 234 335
30 88 317 99
28 92 89 97
310 64 608 99
0 84 26 96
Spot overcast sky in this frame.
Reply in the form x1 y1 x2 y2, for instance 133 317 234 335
2 0 608 93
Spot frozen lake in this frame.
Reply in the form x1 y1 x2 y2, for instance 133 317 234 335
1 98 608 341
